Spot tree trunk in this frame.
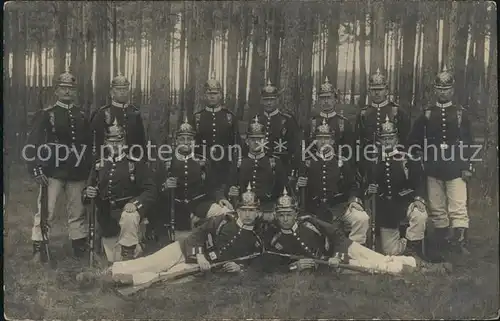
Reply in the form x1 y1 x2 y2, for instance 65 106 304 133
83 2 94 114
54 2 68 76
300 5 314 126
191 3 211 113
350 17 357 105
177 3 187 126
394 25 402 100
454 2 469 105
413 23 423 111
279 2 301 116
134 3 142 103
120 16 126 74
421 2 439 107
94 2 110 108
237 4 250 120
358 7 367 106
249 6 267 111
446 1 458 70
370 1 385 73
441 2 451 70
325 2 340 85
268 5 281 86
226 2 240 114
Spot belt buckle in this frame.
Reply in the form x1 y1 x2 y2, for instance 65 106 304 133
321 198 327 203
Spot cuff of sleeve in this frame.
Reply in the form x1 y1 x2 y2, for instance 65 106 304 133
348 196 363 206
132 199 146 217
32 166 43 177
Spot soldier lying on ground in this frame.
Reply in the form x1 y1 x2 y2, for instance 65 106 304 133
263 189 452 275
76 185 265 286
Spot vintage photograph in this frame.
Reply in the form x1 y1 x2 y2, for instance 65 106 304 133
3 0 498 319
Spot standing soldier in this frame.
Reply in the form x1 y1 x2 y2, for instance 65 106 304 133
83 119 157 262
296 119 369 245
305 76 355 160
364 116 429 261
355 68 410 151
408 66 474 259
228 116 288 223
248 80 301 181
91 73 146 161
161 118 233 232
193 74 240 194
25 70 92 263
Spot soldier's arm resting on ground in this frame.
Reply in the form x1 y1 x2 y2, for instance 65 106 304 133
128 161 158 218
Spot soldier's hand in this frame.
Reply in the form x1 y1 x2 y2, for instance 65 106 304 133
328 257 341 268
222 261 242 273
165 177 177 189
218 199 234 210
367 184 378 195
35 173 48 186
190 213 200 226
297 176 308 188
461 170 473 182
349 201 364 212
85 186 98 199
411 200 426 213
124 202 137 213
196 253 211 272
228 186 239 197
293 258 317 271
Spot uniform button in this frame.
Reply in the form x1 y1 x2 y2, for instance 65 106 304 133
386 179 390 183
300 242 305 246
323 188 326 191
385 162 390 166
305 246 309 251
184 171 188 175
292 232 296 236
443 136 447 139
386 173 390 177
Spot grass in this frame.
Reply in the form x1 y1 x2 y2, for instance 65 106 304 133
3 166 499 320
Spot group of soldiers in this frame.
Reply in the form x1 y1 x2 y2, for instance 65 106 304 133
24 64 473 286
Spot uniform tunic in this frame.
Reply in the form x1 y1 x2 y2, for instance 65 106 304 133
90 101 146 159
408 103 474 181
179 214 263 264
304 110 355 155
25 101 92 181
83 153 157 237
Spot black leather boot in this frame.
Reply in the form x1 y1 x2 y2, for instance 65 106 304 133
32 241 45 264
72 238 88 258
405 239 425 260
451 227 470 255
425 228 449 263
121 245 136 261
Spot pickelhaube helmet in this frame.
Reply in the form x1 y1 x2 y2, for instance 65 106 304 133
105 118 126 143
434 65 454 89
275 187 297 213
239 183 259 210
246 116 266 138
318 76 336 98
261 79 279 100
111 72 130 88
378 115 398 138
54 67 77 88
176 116 196 137
314 119 335 138
204 71 222 94
369 68 387 89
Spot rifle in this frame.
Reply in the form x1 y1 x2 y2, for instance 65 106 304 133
265 251 376 275
167 134 176 244
40 183 51 263
87 160 100 267
115 252 262 296
366 132 379 251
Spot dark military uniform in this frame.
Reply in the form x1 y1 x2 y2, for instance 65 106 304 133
193 78 240 191
229 117 288 214
408 66 474 254
355 69 410 151
305 77 355 156
248 81 301 176
83 120 156 261
25 71 92 258
90 75 146 160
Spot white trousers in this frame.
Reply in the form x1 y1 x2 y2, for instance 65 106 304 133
341 207 370 244
347 242 417 274
379 207 428 255
32 178 87 241
427 177 469 228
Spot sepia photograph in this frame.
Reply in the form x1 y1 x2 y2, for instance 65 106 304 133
3 0 498 319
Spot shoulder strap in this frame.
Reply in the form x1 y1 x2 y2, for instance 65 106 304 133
302 221 322 236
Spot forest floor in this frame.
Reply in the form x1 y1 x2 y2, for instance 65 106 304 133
3 165 499 320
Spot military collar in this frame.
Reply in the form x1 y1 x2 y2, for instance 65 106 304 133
280 222 299 234
319 109 337 118
382 149 400 158
248 152 265 160
205 105 222 113
111 100 129 108
236 218 254 230
264 108 279 118
316 151 334 161
371 100 389 108
436 101 452 108
106 153 127 163
55 101 73 109
175 151 194 162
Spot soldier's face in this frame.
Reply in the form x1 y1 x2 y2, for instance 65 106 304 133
56 86 77 102
237 208 259 225
370 88 387 103
379 135 398 149
176 135 195 154
316 137 335 153
435 88 453 102
104 141 126 156
262 98 278 110
111 87 130 103
205 92 222 106
276 211 297 229
318 96 336 110
247 137 267 153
